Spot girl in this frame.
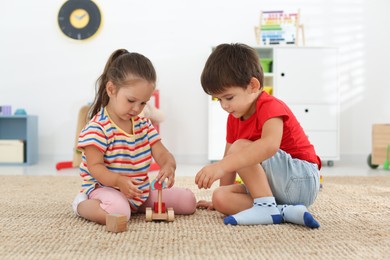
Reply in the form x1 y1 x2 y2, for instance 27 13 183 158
72 49 196 224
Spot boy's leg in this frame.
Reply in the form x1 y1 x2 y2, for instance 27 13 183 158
262 150 320 207
222 139 282 225
262 150 320 228
139 187 197 215
211 184 253 215
223 163 282 225
277 204 320 228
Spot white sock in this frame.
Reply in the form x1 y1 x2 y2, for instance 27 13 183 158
72 192 88 216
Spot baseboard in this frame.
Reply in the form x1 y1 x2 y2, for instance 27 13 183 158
173 154 209 165
338 154 368 164
38 153 369 166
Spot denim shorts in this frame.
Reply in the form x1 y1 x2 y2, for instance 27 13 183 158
261 150 320 207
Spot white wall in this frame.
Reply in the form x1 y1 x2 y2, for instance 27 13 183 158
0 0 389 165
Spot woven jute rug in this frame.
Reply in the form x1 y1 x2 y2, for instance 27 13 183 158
0 175 389 259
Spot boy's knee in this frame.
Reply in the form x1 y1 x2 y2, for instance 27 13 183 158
228 139 253 154
211 188 225 212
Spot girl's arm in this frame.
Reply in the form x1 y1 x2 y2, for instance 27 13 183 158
83 146 143 198
151 140 176 188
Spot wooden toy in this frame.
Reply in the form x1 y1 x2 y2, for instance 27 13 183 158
254 9 305 46
145 179 174 222
234 176 243 184
106 214 128 232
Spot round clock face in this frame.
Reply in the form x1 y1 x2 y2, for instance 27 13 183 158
58 0 102 40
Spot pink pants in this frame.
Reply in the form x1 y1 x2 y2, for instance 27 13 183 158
89 186 196 221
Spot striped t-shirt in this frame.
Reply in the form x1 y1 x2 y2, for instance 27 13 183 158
77 107 161 212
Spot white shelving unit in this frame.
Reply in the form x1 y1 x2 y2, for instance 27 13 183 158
207 46 340 166
208 100 228 161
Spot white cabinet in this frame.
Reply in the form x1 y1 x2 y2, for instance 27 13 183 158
208 99 228 161
207 47 340 165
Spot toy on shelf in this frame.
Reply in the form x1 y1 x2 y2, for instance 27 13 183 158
254 9 305 46
14 108 27 116
145 179 174 222
234 176 243 184
0 105 12 116
106 214 128 233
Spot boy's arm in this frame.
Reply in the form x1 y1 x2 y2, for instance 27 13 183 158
151 140 176 188
195 117 283 189
220 117 283 173
219 142 235 186
196 142 233 210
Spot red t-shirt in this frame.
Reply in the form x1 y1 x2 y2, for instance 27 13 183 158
226 91 321 169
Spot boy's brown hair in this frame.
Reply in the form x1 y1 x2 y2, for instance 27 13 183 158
200 43 264 95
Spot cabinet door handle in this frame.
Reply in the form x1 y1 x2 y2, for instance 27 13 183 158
304 108 309 113
281 73 285 77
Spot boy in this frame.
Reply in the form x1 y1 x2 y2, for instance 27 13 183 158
195 43 321 228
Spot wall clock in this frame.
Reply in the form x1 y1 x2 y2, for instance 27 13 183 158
58 0 102 41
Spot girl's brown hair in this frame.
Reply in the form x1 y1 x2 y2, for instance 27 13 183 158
89 49 157 119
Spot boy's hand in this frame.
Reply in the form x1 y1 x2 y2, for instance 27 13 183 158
196 200 214 211
156 166 175 188
195 163 224 189
116 175 143 199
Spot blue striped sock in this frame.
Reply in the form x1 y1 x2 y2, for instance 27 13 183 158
224 197 282 225
277 204 320 228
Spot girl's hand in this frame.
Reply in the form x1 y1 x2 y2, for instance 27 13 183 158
156 166 175 188
196 200 214 211
115 175 143 199
195 163 225 189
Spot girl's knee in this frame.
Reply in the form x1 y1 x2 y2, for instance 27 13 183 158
179 188 197 214
165 188 196 215
102 199 131 220
91 188 131 220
